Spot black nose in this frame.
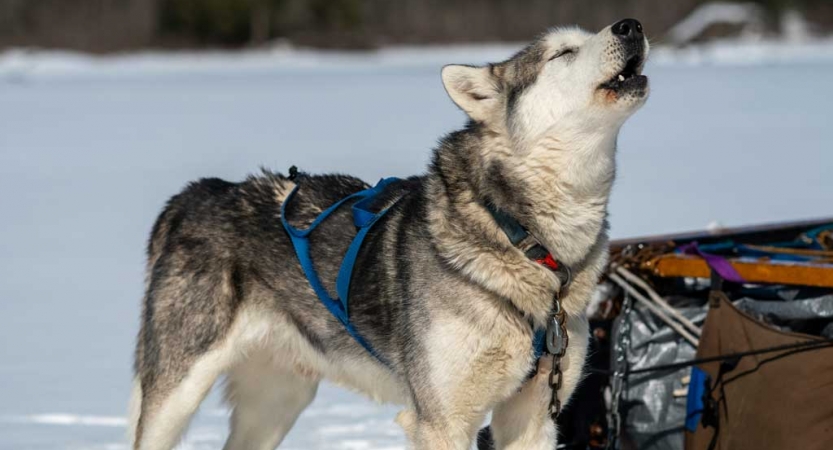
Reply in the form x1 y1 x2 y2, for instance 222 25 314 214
612 18 643 40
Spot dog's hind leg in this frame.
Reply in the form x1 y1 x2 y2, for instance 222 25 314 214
127 377 143 446
223 351 319 450
134 346 232 450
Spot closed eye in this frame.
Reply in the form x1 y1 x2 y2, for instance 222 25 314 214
549 48 576 61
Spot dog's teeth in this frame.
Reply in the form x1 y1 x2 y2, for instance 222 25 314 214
618 74 625 82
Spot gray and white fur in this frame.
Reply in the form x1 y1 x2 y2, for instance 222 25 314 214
130 19 650 450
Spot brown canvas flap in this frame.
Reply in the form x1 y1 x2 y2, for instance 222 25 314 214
685 293 833 450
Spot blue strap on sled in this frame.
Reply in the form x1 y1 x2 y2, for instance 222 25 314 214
281 177 401 365
685 366 710 432
680 224 833 263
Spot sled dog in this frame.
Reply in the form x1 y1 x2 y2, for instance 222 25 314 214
131 19 650 450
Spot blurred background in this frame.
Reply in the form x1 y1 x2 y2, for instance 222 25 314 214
0 1 830 449
1 0 833 50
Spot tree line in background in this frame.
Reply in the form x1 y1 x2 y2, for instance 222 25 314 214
0 0 831 53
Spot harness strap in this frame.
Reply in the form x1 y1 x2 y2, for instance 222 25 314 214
336 187 400 312
281 177 402 365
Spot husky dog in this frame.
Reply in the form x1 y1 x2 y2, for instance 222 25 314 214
130 19 649 450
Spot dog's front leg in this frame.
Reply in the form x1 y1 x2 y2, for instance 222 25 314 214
489 356 557 450
491 315 590 449
397 407 489 450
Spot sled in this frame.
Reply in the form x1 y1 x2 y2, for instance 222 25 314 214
561 217 833 450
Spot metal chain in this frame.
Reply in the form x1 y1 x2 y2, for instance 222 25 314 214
547 299 569 420
608 289 633 449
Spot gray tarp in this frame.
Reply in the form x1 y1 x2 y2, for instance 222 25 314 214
614 298 706 450
735 294 833 338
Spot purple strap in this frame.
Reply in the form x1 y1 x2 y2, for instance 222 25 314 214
677 242 746 283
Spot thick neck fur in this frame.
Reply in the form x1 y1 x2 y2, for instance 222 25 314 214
428 120 616 269
424 120 616 324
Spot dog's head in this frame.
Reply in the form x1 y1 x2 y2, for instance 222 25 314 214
442 19 649 146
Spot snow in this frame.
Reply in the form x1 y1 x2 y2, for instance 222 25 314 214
0 40 831 449
1 414 128 427
4 36 833 82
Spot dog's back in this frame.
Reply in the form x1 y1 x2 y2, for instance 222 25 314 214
132 171 380 449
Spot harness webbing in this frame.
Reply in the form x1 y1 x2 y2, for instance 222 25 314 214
281 177 402 365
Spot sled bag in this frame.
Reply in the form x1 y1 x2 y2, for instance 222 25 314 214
685 293 833 450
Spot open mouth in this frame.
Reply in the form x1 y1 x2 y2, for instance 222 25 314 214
599 54 647 93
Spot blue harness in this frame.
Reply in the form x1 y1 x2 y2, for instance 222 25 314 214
281 175 569 366
281 177 402 365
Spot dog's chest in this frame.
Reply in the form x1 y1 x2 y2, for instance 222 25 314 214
422 300 539 399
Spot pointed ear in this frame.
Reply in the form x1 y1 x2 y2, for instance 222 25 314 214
441 65 500 122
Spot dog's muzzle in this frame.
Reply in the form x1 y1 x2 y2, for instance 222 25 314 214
599 18 648 94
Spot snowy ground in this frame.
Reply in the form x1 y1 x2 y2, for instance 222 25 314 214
0 40 831 449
